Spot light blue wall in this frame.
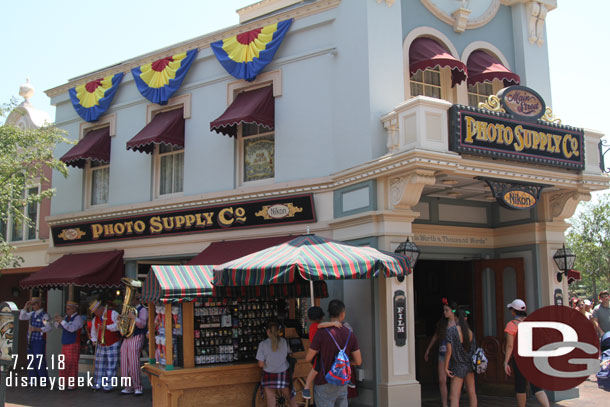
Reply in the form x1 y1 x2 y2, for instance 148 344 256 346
50 1 408 215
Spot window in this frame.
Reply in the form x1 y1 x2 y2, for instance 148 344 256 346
410 68 442 99
468 82 494 107
1 186 39 242
239 123 275 184
88 161 109 206
157 144 184 196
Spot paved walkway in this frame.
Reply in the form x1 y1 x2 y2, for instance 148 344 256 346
4 376 606 406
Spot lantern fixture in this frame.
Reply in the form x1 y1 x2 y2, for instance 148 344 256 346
553 243 576 283
395 237 420 269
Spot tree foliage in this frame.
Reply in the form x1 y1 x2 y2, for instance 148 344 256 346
566 194 610 300
0 100 71 269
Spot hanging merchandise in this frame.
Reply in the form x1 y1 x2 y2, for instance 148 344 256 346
69 73 124 122
132 49 198 105
211 19 293 82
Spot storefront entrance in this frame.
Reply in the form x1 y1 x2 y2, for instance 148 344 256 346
415 258 525 393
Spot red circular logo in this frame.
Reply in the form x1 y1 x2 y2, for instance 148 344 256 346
514 305 599 391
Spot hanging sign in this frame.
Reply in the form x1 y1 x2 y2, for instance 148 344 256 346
479 177 547 210
498 86 546 122
0 301 19 365
394 290 406 347
51 194 315 246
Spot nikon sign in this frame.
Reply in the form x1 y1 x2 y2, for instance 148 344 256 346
449 88 584 170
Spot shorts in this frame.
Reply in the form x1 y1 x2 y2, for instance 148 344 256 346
512 359 542 394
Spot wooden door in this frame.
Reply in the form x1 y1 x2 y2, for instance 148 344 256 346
474 258 525 386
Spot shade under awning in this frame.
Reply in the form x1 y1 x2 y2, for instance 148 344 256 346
409 37 467 87
60 127 110 168
126 108 184 154
20 250 124 289
141 264 327 303
210 86 274 137
187 235 295 265
467 50 520 87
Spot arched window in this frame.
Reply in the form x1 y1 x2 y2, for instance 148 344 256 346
408 37 466 101
466 50 520 107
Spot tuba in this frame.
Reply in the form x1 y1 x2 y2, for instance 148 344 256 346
117 277 142 337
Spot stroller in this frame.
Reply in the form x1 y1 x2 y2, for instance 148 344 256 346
597 332 610 391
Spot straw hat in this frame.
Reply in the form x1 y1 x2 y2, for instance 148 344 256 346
88 300 101 313
66 301 79 308
30 297 42 303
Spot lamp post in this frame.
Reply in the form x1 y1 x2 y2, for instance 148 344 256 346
395 238 420 282
553 243 576 283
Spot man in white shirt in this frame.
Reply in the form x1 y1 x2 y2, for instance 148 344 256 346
89 300 121 392
54 301 84 390
19 297 52 383
120 293 148 396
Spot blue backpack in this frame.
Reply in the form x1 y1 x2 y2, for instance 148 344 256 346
322 329 352 386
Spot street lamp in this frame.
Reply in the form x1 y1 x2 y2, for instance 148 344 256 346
395 237 420 268
553 243 576 283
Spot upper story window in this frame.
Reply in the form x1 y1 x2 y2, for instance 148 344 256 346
88 160 109 206
240 123 275 183
408 37 466 102
466 50 520 107
1 186 40 242
157 144 184 196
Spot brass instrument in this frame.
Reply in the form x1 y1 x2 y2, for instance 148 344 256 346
100 307 106 346
117 277 142 338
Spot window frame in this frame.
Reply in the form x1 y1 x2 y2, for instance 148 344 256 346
467 78 503 108
409 66 456 103
153 143 185 198
236 124 275 187
84 160 110 208
2 182 41 243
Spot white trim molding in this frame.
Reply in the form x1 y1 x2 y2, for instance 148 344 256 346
420 0 501 32
79 114 116 140
461 41 512 69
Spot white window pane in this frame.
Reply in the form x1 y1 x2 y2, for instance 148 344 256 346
91 167 109 205
173 153 184 193
411 82 423 97
26 187 38 240
160 155 172 195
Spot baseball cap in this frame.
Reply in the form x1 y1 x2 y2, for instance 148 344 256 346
507 299 526 311
584 299 592 306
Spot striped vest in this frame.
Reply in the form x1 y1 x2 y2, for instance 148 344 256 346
29 311 46 342
61 314 81 345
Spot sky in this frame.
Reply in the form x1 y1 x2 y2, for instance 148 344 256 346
1 0 608 144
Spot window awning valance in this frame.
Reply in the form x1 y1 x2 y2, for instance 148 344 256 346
20 250 124 289
467 50 520 87
187 235 295 266
210 86 274 137
60 127 110 168
126 108 184 154
409 37 467 87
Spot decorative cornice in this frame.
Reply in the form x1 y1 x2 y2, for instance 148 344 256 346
421 0 501 32
46 148 607 227
376 0 395 7
547 190 590 221
45 0 341 98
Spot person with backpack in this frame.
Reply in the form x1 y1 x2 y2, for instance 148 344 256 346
305 300 362 407
503 299 550 407
256 320 297 407
444 308 477 407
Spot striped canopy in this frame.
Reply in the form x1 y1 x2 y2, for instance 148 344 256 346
142 264 329 304
214 234 411 287
142 265 214 304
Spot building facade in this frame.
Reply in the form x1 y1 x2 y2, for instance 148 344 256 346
42 1 606 405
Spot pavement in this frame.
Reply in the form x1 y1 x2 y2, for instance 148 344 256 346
4 376 607 406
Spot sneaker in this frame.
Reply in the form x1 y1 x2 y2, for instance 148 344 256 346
121 388 134 395
348 382 356 388
302 389 311 399
91 385 101 392
134 389 143 396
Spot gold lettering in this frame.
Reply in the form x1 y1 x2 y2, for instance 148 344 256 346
195 214 206 227
114 223 125 236
91 224 103 239
202 212 215 225
539 133 548 152
174 216 186 229
571 136 580 157
150 216 163 234
552 134 562 153
495 124 505 144
504 127 513 145
523 129 532 149
562 135 573 159
514 126 525 152
476 121 488 141
162 217 175 231
487 123 497 142
124 221 133 234
532 131 540 150
218 207 235 228
103 224 114 237
234 207 246 224
464 116 477 143
185 215 196 228
134 220 146 233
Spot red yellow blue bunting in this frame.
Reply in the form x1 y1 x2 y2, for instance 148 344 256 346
131 49 198 105
69 73 124 122
211 19 293 82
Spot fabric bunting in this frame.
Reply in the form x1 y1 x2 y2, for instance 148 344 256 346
211 19 293 82
132 49 198 105
69 73 124 122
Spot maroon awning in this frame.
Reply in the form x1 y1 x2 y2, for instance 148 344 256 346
187 235 295 265
60 127 110 168
20 250 124 289
126 108 184 154
409 37 467 87
567 269 581 284
210 86 274 137
467 50 520 87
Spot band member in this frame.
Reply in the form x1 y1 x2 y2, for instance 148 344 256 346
90 300 121 392
54 301 84 390
19 297 52 382
120 293 148 396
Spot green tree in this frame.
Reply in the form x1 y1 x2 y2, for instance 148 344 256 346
0 100 71 269
566 194 610 300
